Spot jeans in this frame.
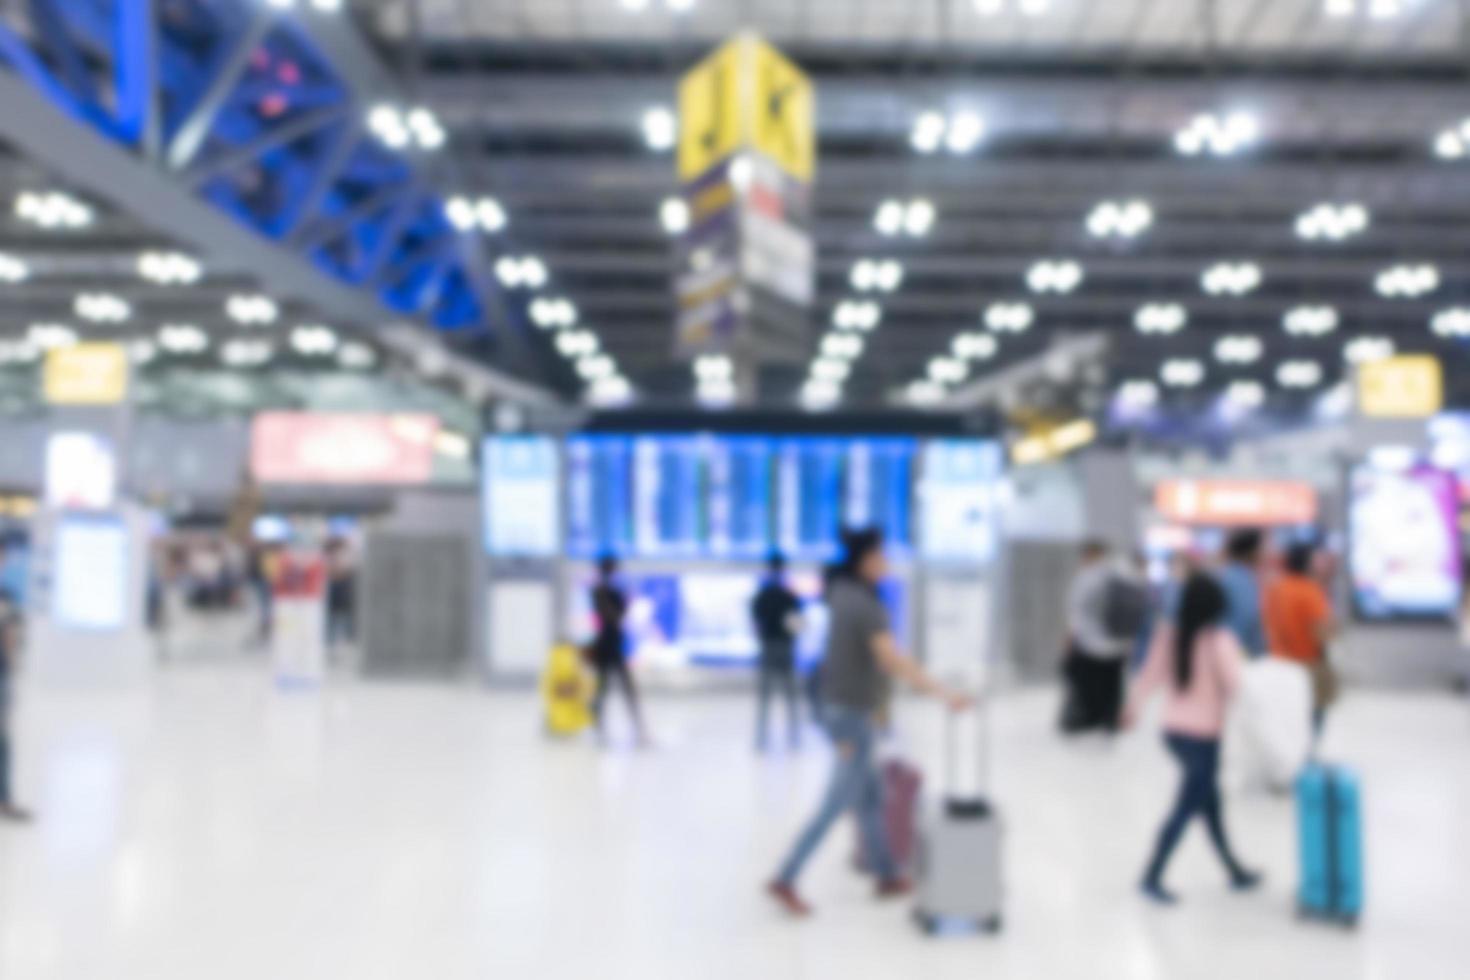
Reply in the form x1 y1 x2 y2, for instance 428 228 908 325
1063 651 1125 733
1143 734 1248 887
775 705 896 886
755 643 800 750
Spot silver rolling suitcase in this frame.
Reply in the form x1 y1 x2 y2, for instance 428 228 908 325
914 706 1003 936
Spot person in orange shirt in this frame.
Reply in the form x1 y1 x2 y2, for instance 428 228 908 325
1263 543 1338 734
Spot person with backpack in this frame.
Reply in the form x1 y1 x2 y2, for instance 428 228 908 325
1062 540 1149 734
1123 572 1263 905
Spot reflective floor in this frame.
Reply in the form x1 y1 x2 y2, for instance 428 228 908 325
1 662 1466 979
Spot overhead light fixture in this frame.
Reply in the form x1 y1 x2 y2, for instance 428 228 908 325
1343 336 1396 365
952 332 999 360
589 375 633 406
1201 261 1262 296
1026 259 1084 295
27 322 77 350
0 339 36 365
290 324 339 356
621 0 698 12
1375 263 1439 298
529 297 577 329
74 292 131 323
128 339 157 365
0 253 30 283
1224 380 1267 410
1161 359 1205 388
556 330 600 358
13 190 93 230
928 356 969 385
226 293 279 325
811 358 851 384
576 354 616 382
1295 202 1370 242
1116 379 1160 410
694 354 734 383
1278 360 1324 388
1086 199 1153 240
495 255 548 289
158 323 208 353
1135 302 1188 335
874 198 936 238
910 110 987 155
445 196 507 234
1215 335 1265 364
801 379 842 410
974 0 1051 16
833 300 882 332
337 341 377 370
822 333 865 360
659 197 690 235
1433 120 1470 160
906 380 946 407
1324 0 1410 20
1174 112 1260 158
1283 305 1340 336
984 302 1034 333
1431 307 1470 338
137 250 202 285
850 259 904 293
221 338 274 368
641 106 677 151
366 104 445 152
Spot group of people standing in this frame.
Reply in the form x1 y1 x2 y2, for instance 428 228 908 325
1065 530 1338 904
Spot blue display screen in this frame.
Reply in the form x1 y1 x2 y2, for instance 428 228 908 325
566 434 918 560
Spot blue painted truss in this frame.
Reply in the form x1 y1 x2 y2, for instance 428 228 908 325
0 0 485 331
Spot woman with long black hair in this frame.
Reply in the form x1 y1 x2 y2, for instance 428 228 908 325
1124 572 1262 905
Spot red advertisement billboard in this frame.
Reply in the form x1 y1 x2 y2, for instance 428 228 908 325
251 412 440 486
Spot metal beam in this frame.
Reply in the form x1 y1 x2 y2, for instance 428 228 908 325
166 12 276 171
183 105 349 189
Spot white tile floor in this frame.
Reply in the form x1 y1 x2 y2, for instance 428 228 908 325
1 662 1467 979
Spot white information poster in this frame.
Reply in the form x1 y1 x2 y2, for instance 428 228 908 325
920 440 1005 564
51 516 129 631
483 436 560 558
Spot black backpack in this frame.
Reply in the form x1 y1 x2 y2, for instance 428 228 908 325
1102 575 1150 642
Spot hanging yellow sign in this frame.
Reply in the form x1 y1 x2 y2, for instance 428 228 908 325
1357 355 1443 419
44 342 129 406
678 34 815 184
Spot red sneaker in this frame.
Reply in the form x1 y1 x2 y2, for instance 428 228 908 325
875 877 915 900
767 881 814 918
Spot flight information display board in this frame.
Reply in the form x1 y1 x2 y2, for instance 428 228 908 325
565 434 920 560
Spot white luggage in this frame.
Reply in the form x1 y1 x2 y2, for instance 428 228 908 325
914 707 1003 935
1226 658 1314 794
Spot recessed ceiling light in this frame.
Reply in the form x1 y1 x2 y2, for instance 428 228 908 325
529 297 577 329
27 323 77 350
833 300 882 332
13 190 93 230
641 106 676 151
495 255 547 289
1117 379 1160 410
366 104 444 153
1086 199 1153 240
1295 202 1370 242
928 356 969 385
226 293 278 325
0 253 30 283
1135 303 1188 334
1215 335 1264 364
1375 263 1439 299
290 324 339 356
1283 305 1340 336
952 332 999 360
137 250 202 285
906 380 946 407
74 292 131 323
875 198 935 238
1174 111 1259 158
1343 336 1396 365
158 324 208 353
1201 261 1262 296
1277 360 1324 388
1161 359 1205 387
1432 307 1470 338
984 302 1033 333
659 197 690 235
850 259 904 293
1026 259 1084 295
1224 380 1267 410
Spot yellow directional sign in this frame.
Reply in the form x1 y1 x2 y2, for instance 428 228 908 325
44 342 129 406
678 34 815 184
1357 355 1443 419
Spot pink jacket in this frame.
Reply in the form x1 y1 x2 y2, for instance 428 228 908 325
1128 625 1245 740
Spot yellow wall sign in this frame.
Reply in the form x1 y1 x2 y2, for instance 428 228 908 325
44 342 130 405
1357 355 1443 419
678 34 815 184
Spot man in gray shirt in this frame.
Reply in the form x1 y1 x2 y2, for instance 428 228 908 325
1062 540 1137 733
769 529 973 918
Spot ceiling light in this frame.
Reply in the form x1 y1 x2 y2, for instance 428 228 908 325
589 375 633 406
1174 111 1259 158
910 110 986 155
812 358 851 383
1325 0 1409 19
984 302 1034 333
1215 335 1264 364
1375 263 1439 298
850 259 904 293
226 294 279 325
694 354 734 383
953 332 999 360
1434 125 1468 161
642 106 677 151
1161 359 1205 388
1278 360 1325 389
13 190 93 230
1026 259 1084 295
366 104 444 152
928 356 969 385
822 333 865 360
222 338 274 368
74 292 131 323
833 300 882 332
1283 305 1339 336
875 198 936 238
1344 336 1396 365
137 250 202 285
127 339 157 366
1117 379 1160 410
1224 380 1267 410
1201 261 1262 296
659 197 690 235
557 330 600 358
1135 302 1188 334
495 255 548 289
0 253 29 283
1295 202 1370 242
158 324 208 354
576 354 616 382
1432 307 1470 338
0 339 39 365
445 196 507 234
1086 199 1153 240
529 297 577 329
906 380 946 407
337 341 377 370
801 379 842 410
974 0 1051 16
290 324 338 356
27 323 77 350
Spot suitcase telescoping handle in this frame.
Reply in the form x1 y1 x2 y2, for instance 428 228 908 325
943 683 992 800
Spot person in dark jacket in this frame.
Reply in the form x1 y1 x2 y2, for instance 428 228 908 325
589 555 649 747
751 552 804 752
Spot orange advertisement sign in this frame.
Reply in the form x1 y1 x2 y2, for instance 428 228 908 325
1155 479 1319 528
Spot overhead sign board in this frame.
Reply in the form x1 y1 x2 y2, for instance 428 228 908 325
1155 479 1319 528
44 342 129 406
678 34 815 184
1357 355 1443 419
251 413 441 486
